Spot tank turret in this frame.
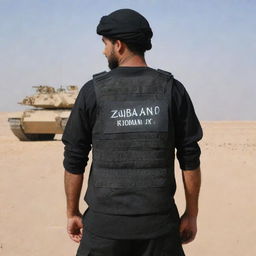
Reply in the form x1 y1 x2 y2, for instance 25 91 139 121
19 85 78 109
8 85 78 141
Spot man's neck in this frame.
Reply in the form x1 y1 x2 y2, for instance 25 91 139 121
119 54 147 67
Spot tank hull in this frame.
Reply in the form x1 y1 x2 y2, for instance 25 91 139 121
8 109 70 141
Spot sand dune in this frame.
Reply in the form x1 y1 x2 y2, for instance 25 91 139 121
0 112 255 256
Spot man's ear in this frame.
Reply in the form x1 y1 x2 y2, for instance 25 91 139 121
114 40 125 54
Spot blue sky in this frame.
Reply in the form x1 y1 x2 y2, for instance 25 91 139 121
0 0 255 120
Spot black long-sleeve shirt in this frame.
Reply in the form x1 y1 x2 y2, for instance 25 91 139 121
62 66 203 239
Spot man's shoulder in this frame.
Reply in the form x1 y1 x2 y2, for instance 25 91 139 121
80 70 109 93
80 79 94 91
77 79 94 101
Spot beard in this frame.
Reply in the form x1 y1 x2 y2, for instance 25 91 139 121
107 50 119 70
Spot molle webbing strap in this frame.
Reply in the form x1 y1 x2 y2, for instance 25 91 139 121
93 168 167 188
92 134 169 149
93 149 170 169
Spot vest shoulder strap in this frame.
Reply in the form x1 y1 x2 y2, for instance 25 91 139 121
92 71 108 82
156 69 174 79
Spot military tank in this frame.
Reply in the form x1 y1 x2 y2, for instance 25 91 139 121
8 85 78 141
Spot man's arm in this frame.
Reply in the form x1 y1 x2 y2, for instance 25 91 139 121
61 81 94 243
64 171 84 243
179 166 201 244
172 79 203 244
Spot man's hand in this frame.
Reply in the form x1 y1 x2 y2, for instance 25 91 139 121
179 167 201 244
67 212 83 243
64 170 84 243
179 212 197 244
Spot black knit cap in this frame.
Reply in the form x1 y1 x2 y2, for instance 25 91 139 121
97 9 153 50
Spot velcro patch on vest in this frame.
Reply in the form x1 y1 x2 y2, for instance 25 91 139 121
102 100 168 133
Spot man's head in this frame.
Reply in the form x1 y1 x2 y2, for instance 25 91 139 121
97 9 153 69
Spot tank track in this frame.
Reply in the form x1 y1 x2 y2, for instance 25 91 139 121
8 118 55 141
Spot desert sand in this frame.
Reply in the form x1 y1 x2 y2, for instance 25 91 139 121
0 112 255 256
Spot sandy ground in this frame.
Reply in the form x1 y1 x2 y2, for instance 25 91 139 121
0 112 255 256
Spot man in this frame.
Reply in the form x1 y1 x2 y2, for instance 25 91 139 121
62 9 203 256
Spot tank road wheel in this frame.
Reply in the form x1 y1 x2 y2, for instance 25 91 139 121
8 118 55 141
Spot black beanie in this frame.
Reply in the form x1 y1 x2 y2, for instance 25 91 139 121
97 9 153 50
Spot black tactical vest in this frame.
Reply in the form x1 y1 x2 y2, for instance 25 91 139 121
84 67 177 215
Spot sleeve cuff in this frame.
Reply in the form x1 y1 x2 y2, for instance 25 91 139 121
63 159 86 175
180 160 200 171
65 169 85 175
